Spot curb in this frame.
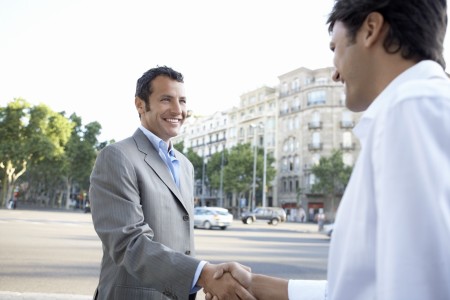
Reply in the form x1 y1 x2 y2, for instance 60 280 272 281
0 292 91 300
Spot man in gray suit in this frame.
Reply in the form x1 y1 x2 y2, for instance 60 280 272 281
89 66 254 300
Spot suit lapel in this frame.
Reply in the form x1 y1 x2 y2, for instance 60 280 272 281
133 130 185 206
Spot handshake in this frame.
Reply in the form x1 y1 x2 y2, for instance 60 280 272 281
198 262 289 300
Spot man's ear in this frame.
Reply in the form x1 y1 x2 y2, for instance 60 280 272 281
363 12 386 47
135 97 145 113
135 96 147 119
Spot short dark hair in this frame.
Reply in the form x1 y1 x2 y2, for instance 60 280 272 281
327 0 447 69
135 66 184 104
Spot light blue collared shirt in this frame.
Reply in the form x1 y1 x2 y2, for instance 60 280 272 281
138 126 179 187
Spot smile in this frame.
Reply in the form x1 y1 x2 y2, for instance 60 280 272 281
165 118 180 124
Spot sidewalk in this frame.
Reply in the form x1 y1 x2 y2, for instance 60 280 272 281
0 291 207 300
0 292 91 300
0 282 327 300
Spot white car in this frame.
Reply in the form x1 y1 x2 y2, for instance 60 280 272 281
194 207 233 230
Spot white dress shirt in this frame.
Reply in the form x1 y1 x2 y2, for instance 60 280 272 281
289 60 450 299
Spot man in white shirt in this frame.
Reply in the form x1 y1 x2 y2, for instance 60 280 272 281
206 0 450 299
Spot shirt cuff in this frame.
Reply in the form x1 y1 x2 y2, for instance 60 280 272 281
288 279 327 300
190 260 208 293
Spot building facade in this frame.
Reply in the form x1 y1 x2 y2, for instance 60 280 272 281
276 67 361 222
172 66 362 221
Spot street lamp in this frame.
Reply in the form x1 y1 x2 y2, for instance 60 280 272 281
262 124 267 208
201 147 206 207
251 127 257 211
219 149 224 207
250 123 267 210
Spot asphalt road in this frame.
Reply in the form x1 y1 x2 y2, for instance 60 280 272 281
0 208 329 299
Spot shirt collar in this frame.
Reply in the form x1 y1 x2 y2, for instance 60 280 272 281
353 60 446 140
138 125 172 154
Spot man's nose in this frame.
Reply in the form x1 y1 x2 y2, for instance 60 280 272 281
171 100 182 113
332 70 341 82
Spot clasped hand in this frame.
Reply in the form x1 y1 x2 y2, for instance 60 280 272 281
199 262 255 300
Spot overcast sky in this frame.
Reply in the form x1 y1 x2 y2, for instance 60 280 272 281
1 0 449 142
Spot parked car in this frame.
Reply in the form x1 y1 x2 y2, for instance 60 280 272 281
241 207 287 225
193 207 233 230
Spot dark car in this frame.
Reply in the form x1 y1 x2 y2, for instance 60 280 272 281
241 207 287 225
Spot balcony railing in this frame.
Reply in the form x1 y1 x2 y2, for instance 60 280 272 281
340 142 356 150
308 143 323 151
308 121 322 129
340 120 354 128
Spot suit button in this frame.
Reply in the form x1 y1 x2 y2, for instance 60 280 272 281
185 250 191 255
183 215 189 221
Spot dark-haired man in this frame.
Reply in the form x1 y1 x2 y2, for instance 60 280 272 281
207 1 450 299
90 66 254 300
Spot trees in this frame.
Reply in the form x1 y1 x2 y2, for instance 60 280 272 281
22 102 73 207
173 141 276 211
207 143 276 210
61 114 102 208
0 99 104 208
311 149 353 220
0 99 31 207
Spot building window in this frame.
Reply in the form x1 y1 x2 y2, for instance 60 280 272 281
294 155 300 171
282 82 288 94
282 101 288 114
309 174 316 185
292 78 300 92
282 157 288 172
288 118 294 131
239 128 244 138
293 97 301 111
294 115 301 129
309 111 322 129
307 90 326 106
312 132 320 145
316 77 328 84
341 111 354 128
309 132 322 150
342 132 353 148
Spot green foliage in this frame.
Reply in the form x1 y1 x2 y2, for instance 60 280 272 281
205 150 226 189
222 144 254 193
64 115 102 189
206 143 276 199
173 140 204 181
185 148 203 181
0 99 105 207
311 149 352 195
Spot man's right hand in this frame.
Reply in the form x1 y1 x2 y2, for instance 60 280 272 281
198 262 255 300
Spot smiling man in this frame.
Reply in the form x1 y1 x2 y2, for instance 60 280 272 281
89 66 254 300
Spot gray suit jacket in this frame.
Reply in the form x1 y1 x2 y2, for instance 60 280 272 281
89 129 200 300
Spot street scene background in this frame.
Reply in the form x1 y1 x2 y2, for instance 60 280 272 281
0 208 329 299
